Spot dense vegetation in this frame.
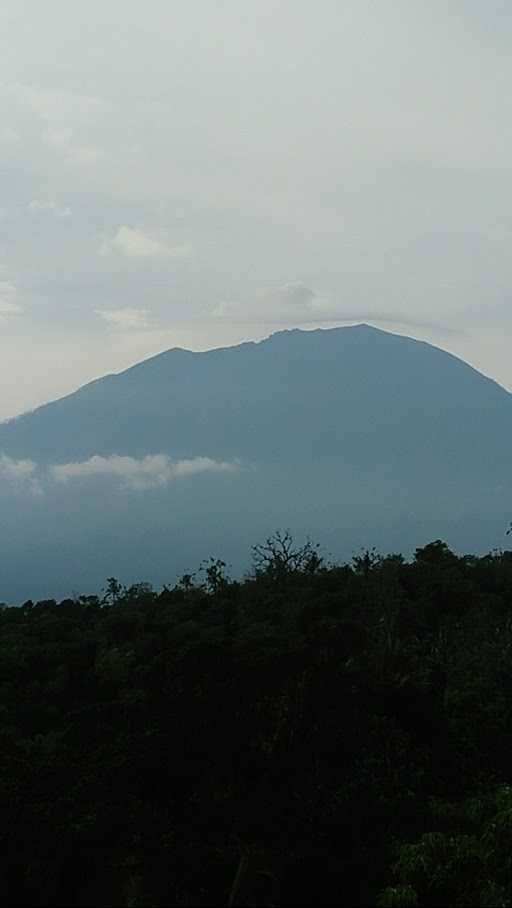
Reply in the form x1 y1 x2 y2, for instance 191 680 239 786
3 534 512 905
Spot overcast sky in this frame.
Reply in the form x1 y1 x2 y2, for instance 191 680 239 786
1 0 511 419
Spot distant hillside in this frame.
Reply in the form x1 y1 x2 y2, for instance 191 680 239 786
1 325 511 474
1 325 511 601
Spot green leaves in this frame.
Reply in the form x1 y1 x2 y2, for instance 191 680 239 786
3 540 512 903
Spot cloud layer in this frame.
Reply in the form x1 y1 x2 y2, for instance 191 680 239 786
95 308 153 331
0 454 41 495
51 454 240 490
0 453 240 494
1 0 512 418
0 281 22 318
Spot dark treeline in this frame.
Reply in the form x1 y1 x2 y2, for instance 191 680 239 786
3 534 512 906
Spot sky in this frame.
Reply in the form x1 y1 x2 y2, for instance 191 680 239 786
1 0 512 420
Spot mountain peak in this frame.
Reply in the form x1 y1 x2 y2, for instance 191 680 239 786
1 322 512 599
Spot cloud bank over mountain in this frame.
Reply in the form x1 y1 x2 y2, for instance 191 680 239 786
0 453 241 494
50 454 240 491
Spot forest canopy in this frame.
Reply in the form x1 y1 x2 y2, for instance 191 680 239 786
2 536 512 905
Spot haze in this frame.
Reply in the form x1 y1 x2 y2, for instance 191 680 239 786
1 0 511 420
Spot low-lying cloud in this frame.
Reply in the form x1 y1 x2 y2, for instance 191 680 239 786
211 281 459 337
50 454 240 491
0 455 41 495
212 282 320 321
0 452 241 494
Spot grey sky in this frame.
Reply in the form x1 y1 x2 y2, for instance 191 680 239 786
1 0 511 419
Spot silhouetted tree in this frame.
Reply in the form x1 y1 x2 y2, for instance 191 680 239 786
101 576 124 605
251 529 323 578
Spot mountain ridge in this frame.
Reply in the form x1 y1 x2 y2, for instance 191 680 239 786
1 324 511 470
3 324 509 431
1 323 511 600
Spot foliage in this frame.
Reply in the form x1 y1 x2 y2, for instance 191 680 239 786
3 537 512 904
251 530 323 578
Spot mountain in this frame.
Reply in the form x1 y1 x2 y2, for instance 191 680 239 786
1 325 511 601
2 324 512 474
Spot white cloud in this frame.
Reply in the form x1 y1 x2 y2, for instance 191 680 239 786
0 281 22 318
100 226 193 260
210 283 445 335
0 454 36 482
50 454 240 491
1 1 512 405
105 226 165 258
0 126 20 148
10 83 107 167
1 451 240 496
28 199 72 218
212 282 322 323
0 455 41 496
0 300 22 318
269 281 316 310
12 84 107 122
42 127 104 167
260 282 339 319
96 307 152 331
211 300 242 319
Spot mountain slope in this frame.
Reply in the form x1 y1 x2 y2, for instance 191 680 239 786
1 324 511 476
1 325 511 601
